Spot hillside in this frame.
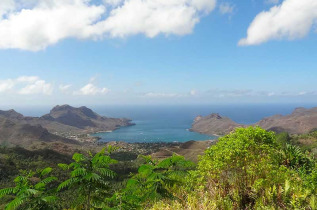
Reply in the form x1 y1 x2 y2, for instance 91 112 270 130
0 117 79 147
151 140 214 162
190 113 245 136
191 107 317 136
0 105 134 149
256 107 317 134
41 105 134 132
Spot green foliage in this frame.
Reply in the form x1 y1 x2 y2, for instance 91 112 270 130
1 128 317 209
276 132 291 147
152 127 317 209
0 168 58 210
110 154 195 209
57 146 118 209
279 143 315 172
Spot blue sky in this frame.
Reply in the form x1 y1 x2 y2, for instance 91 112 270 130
0 0 316 106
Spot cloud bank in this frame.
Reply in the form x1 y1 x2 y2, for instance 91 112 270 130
239 0 317 46
0 0 217 51
0 76 53 95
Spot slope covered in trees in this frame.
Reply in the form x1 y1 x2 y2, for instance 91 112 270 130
1 127 316 209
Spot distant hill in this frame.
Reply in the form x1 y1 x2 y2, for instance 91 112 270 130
41 105 134 132
191 107 317 135
190 113 245 136
256 107 317 134
0 105 134 149
0 117 79 147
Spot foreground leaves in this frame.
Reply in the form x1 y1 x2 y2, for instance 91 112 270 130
57 146 118 209
0 168 58 210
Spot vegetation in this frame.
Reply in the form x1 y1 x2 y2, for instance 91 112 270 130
0 167 58 210
1 127 316 209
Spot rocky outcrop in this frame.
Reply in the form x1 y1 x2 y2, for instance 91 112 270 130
41 105 134 131
191 107 317 136
0 109 25 120
190 113 245 136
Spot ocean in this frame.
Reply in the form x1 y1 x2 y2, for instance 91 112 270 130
90 104 315 143
16 103 316 143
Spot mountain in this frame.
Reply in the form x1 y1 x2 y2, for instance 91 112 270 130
0 105 134 148
0 109 25 120
190 113 244 136
191 107 317 136
41 105 134 132
256 107 317 134
0 117 78 147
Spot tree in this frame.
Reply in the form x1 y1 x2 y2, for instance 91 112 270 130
57 146 118 209
0 167 58 210
119 154 195 208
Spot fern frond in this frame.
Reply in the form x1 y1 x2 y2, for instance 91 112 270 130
35 177 57 190
40 167 52 177
57 178 79 191
84 173 101 181
41 195 58 203
5 197 26 210
72 153 87 163
71 168 87 177
138 165 154 175
58 163 69 170
26 189 39 195
0 188 15 198
95 168 116 178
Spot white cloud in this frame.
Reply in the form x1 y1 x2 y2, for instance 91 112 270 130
0 0 217 51
219 2 234 15
207 89 254 98
19 80 53 95
59 84 72 92
92 0 217 38
0 0 15 19
144 92 181 98
0 0 105 51
76 83 110 95
16 76 39 83
0 76 53 95
190 89 197 96
0 79 15 92
103 0 123 7
239 0 317 46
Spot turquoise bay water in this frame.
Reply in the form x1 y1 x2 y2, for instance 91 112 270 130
90 104 316 143
15 104 316 143
91 120 215 143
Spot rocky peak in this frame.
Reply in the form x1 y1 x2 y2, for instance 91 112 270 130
209 113 222 119
292 107 307 115
0 109 24 120
78 106 98 119
50 104 73 113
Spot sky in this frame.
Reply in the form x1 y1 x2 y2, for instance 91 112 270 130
0 0 317 107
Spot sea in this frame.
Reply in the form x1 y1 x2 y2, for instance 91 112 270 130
16 103 316 143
